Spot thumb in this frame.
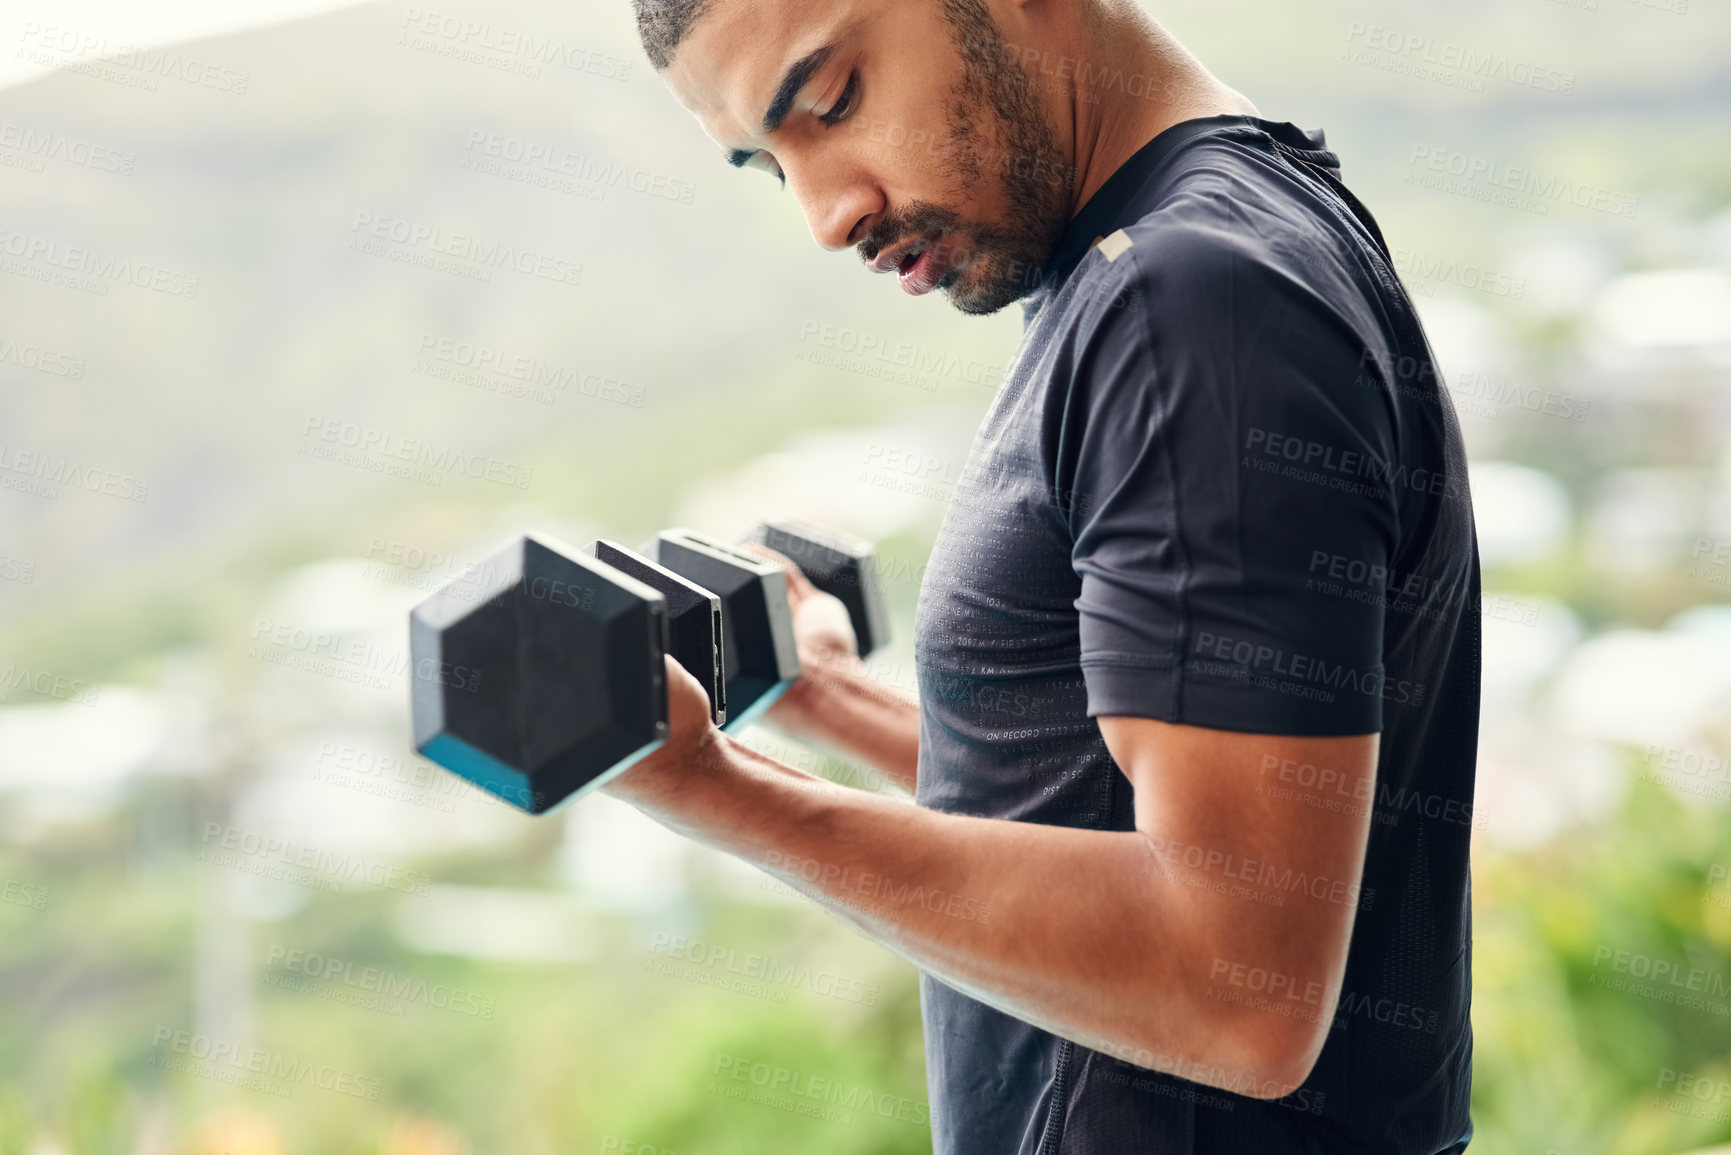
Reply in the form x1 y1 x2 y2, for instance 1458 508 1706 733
663 653 716 732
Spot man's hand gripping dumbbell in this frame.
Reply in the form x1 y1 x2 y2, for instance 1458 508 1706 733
408 520 899 814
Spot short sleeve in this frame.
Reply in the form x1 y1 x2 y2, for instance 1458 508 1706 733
1059 227 1402 735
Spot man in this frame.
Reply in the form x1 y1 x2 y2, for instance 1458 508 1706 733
609 0 1480 1151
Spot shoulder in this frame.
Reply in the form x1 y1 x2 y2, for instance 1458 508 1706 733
1044 200 1388 442
1061 128 1372 334
1060 212 1318 356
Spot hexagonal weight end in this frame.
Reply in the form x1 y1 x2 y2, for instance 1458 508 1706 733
410 534 669 815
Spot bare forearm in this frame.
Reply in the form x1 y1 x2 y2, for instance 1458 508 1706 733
641 733 1319 1096
769 655 921 792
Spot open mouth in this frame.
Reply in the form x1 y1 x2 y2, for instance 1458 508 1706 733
895 232 949 296
897 238 931 274
866 227 958 296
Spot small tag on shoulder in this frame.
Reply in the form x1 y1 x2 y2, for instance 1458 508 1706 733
1096 229 1133 262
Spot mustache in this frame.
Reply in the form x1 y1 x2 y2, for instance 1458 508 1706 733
857 201 964 264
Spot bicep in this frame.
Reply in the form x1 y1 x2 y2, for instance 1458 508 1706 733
1100 716 1377 1063
1097 718 1377 871
1064 235 1395 1087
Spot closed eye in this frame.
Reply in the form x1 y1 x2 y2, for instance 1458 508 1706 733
820 70 860 127
728 149 786 188
746 152 786 187
723 62 859 188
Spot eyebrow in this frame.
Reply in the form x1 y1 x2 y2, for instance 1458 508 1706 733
724 42 836 168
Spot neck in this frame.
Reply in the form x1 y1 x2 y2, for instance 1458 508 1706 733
1049 1 1258 218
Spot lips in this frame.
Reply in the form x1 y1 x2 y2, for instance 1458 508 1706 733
870 231 937 276
898 238 950 296
869 230 952 297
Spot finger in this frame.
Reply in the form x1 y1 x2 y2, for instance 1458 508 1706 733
663 653 715 732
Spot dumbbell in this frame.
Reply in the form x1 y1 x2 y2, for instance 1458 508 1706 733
646 525 889 727
748 518 890 658
409 523 889 814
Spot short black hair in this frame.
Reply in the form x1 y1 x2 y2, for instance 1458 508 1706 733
631 0 718 70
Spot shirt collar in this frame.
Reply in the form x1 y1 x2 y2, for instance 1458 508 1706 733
1023 114 1335 314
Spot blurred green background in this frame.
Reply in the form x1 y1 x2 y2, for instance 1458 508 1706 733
1 0 1729 1151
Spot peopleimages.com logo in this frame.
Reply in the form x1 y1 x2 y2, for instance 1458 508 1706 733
1404 145 1640 219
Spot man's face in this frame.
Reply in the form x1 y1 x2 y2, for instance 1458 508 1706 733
664 0 1074 315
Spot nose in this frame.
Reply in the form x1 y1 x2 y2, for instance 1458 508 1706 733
786 155 882 252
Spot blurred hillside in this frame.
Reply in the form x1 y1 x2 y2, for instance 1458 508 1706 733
0 0 1019 677
1 0 1727 663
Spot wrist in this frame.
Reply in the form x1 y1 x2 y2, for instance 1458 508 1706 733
775 651 864 728
769 667 830 737
611 724 734 830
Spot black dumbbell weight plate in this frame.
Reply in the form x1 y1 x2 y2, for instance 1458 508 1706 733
410 534 669 814
747 519 891 658
650 528 799 733
589 538 727 727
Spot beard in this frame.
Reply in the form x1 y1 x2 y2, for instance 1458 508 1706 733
855 0 1075 315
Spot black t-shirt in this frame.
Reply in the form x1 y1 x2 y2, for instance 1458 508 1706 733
912 115 1480 1154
